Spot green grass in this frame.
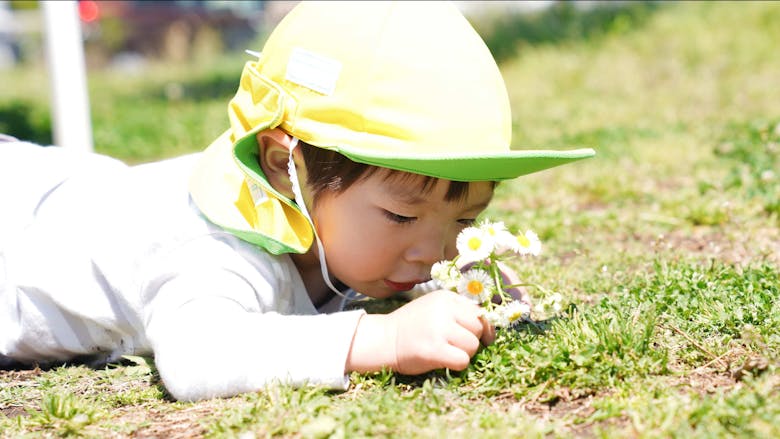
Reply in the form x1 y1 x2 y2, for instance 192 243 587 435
2 1 779 437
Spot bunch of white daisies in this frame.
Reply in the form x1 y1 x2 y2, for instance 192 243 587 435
430 220 545 328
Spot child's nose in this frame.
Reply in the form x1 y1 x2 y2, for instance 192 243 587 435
404 234 447 266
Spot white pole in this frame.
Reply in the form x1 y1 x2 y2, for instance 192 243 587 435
41 0 93 151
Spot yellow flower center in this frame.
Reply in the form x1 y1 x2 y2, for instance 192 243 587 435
466 280 484 296
517 234 530 248
467 236 482 250
508 311 523 321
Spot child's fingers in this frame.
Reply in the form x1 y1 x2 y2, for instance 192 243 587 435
451 296 497 346
450 294 486 330
439 343 472 371
479 315 496 345
453 306 484 337
446 324 481 357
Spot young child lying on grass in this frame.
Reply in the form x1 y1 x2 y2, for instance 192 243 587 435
0 2 593 401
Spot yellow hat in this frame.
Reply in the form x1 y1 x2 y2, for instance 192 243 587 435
190 1 595 254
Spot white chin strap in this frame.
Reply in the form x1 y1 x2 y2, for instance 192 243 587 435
287 137 348 298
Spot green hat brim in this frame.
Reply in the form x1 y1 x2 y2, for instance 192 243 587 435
234 134 594 183
336 144 596 181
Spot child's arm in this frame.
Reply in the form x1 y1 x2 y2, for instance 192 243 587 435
345 290 494 374
142 242 366 402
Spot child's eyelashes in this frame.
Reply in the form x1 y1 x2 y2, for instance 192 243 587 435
383 210 416 225
381 208 476 227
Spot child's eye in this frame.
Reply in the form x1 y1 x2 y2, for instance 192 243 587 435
383 210 416 224
458 218 477 226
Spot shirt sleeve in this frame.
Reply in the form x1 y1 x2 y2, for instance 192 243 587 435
141 239 365 402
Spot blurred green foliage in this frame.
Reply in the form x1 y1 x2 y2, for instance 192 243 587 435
715 120 780 219
0 1 667 156
0 100 51 145
472 0 663 63
8 0 39 11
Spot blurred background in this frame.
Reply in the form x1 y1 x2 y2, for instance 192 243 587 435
0 0 664 161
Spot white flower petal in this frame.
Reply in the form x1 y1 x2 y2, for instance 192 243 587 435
485 309 509 328
502 301 531 324
456 227 494 263
512 230 542 256
479 220 507 238
457 269 495 303
494 230 517 255
431 260 462 290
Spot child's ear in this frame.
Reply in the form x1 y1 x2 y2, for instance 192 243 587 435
256 129 304 199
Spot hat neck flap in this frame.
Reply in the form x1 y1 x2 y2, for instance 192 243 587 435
231 135 314 255
189 61 314 255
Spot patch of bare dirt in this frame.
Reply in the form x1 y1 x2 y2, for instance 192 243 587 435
0 406 28 419
522 390 599 420
667 371 740 396
111 403 229 438
0 368 43 419
516 389 627 438
647 226 780 267
0 368 43 383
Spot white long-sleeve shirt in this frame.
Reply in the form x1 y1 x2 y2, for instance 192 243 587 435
0 140 365 401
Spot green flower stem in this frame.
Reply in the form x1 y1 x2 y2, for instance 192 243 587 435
489 259 506 305
504 282 554 295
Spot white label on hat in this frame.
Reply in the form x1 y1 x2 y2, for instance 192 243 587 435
285 47 342 96
248 181 268 206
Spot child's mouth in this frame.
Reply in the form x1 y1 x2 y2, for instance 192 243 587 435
384 279 420 292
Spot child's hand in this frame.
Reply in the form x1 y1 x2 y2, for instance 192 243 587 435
346 290 494 375
391 290 496 374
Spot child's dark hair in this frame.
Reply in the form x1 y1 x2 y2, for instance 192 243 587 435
299 140 493 204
